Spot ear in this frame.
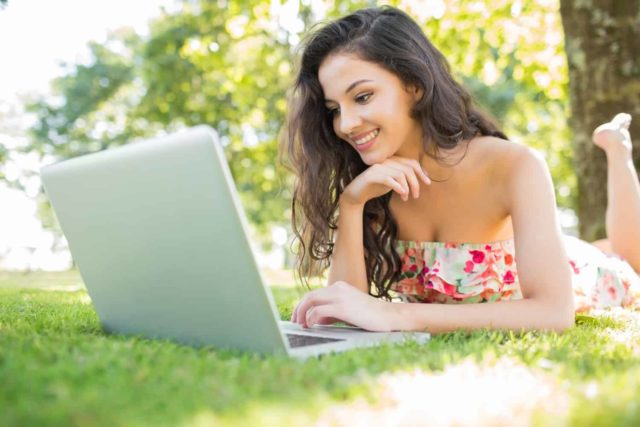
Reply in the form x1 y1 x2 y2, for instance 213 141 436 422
408 84 424 102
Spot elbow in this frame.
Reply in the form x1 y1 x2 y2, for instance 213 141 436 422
552 314 574 332
548 300 575 332
527 294 574 332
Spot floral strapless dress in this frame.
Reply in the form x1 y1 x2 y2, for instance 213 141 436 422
392 235 640 312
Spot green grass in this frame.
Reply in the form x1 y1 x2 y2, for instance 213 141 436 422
1 271 640 426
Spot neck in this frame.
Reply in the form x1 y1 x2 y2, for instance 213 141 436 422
421 140 471 180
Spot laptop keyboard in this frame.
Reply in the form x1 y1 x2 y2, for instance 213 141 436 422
286 333 345 348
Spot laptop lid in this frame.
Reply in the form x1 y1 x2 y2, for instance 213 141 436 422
40 126 290 354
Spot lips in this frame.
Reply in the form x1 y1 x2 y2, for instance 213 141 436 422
351 128 380 145
350 129 379 152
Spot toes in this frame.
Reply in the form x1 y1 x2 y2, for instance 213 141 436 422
612 113 632 129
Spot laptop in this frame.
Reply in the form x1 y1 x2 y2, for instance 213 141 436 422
40 126 430 358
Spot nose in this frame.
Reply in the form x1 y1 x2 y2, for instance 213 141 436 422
337 106 363 136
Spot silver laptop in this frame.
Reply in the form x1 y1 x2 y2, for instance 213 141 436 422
40 126 429 358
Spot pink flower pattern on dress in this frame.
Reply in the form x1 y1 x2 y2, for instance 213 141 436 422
392 236 640 311
392 239 521 304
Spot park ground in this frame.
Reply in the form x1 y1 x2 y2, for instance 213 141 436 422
1 270 640 426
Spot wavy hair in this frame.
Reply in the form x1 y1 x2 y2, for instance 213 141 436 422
282 6 507 298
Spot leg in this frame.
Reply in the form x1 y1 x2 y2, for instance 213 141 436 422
593 113 640 272
590 238 612 254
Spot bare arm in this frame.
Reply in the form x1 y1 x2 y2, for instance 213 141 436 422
325 157 431 293
394 147 575 332
294 147 575 333
395 293 573 333
326 200 368 292
292 157 430 325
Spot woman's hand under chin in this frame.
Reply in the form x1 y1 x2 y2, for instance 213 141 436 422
290 281 403 332
340 156 431 207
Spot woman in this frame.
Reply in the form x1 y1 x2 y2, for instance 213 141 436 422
283 6 639 333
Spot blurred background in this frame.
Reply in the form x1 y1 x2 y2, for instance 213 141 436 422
1 0 637 272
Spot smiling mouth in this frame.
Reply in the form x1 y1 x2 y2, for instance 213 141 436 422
353 129 379 145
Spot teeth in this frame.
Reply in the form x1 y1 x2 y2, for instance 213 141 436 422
354 129 379 145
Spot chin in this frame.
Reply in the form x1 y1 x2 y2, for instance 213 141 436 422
359 152 388 166
360 157 376 166
359 155 378 166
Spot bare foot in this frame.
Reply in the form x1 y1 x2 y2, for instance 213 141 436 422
592 113 633 155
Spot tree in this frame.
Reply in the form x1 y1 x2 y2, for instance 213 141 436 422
25 0 576 245
560 0 640 241
26 1 332 244
28 36 138 158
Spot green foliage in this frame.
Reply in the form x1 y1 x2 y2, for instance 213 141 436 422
131 1 304 232
26 1 318 239
0 144 6 178
412 0 574 207
25 0 575 240
28 32 140 157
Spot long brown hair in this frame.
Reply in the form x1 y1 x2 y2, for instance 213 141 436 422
282 6 506 298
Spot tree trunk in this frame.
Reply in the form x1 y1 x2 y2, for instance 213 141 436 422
559 0 640 242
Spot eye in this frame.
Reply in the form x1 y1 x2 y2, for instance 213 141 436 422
326 106 340 117
356 92 372 103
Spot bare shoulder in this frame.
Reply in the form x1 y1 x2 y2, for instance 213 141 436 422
469 136 550 208
470 135 546 180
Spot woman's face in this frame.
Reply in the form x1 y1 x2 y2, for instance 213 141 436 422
318 53 424 165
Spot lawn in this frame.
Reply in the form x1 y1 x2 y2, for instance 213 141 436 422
1 270 639 426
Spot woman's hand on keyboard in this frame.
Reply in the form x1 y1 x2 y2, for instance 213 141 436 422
290 281 401 332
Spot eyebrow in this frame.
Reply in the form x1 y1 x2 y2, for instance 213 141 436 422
324 79 373 103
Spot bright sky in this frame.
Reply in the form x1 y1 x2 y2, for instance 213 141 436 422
0 0 175 270
0 0 176 102
0 0 292 270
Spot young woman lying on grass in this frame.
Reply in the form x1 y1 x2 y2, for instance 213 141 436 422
283 6 640 333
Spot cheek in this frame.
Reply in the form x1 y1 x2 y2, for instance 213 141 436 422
332 118 341 137
332 120 357 150
382 95 415 130
378 98 396 115
332 118 349 141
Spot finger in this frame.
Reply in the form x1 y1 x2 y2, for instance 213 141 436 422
383 176 406 196
294 290 333 326
293 297 312 325
291 294 311 323
306 304 340 328
388 162 421 198
391 172 410 201
407 171 421 198
393 157 431 185
292 296 306 324
315 316 338 325
306 309 338 327
404 169 421 199
379 165 410 199
291 300 301 322
389 167 411 200
368 164 406 197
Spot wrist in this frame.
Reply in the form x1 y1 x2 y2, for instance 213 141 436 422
386 300 413 332
338 194 365 212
